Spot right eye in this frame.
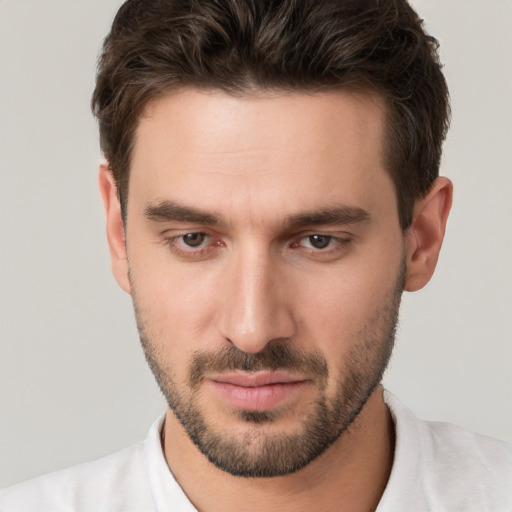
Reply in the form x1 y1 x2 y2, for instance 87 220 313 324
180 232 208 248
165 231 225 260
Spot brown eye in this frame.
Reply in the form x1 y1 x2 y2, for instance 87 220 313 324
308 235 331 249
182 232 207 247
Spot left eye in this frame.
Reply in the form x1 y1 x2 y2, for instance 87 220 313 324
302 234 333 249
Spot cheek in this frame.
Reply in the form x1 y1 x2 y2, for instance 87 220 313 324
144 279 216 331
295 253 403 354
128 249 222 351
130 270 219 388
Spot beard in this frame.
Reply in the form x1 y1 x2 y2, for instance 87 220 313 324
132 261 404 478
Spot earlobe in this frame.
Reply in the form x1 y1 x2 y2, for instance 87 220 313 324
404 177 453 292
98 163 131 294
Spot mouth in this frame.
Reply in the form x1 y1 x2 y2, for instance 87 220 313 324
206 371 310 412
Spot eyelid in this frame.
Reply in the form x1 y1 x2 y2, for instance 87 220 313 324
163 230 224 260
292 229 353 241
289 231 354 260
295 234 351 246
160 226 218 241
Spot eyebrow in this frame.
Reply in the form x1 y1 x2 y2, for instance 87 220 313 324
144 200 222 225
144 200 371 228
286 205 371 227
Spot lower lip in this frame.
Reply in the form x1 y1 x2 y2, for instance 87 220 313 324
207 380 308 411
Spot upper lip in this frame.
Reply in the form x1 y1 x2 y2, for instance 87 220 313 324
209 371 307 387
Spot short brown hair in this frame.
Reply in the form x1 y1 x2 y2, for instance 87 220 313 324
92 0 449 229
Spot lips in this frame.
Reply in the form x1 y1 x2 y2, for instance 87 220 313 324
207 371 309 411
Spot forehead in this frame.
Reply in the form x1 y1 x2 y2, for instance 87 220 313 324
137 88 386 159
129 89 396 225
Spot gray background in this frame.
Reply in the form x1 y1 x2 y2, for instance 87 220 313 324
1 0 511 488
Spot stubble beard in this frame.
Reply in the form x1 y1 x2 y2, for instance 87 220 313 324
132 262 404 478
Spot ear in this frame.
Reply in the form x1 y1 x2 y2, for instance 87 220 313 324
404 177 453 292
98 163 131 294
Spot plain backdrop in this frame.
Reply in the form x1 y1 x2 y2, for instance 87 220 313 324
1 0 511 488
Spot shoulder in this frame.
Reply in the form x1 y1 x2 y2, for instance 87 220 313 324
419 418 512 506
381 391 512 511
0 441 153 512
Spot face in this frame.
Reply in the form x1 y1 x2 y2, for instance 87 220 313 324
124 90 406 477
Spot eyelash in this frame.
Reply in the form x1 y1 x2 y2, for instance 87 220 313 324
164 231 352 260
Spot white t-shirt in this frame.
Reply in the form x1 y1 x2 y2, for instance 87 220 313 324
2 391 511 511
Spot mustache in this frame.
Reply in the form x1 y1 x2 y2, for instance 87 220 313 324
189 342 328 388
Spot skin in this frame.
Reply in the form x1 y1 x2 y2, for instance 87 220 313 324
99 89 452 512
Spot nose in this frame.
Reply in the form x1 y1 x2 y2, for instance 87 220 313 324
217 246 296 353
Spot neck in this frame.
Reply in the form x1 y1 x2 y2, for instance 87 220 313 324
163 386 394 512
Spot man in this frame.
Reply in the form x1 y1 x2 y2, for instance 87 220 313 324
1 0 511 510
